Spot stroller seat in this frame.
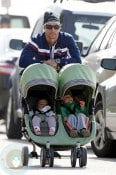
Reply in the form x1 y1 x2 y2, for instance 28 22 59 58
25 89 58 136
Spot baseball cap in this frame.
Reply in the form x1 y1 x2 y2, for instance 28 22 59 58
43 12 60 25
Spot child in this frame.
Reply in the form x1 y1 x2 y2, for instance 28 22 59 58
61 92 90 137
32 98 56 135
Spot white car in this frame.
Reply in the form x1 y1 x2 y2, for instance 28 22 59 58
83 16 116 83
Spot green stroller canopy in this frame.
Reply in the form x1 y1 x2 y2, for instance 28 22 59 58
20 63 96 99
59 63 96 97
20 63 58 98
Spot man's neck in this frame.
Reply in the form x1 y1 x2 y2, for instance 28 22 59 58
48 39 57 46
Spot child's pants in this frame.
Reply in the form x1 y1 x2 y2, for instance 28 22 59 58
32 115 56 129
67 113 87 132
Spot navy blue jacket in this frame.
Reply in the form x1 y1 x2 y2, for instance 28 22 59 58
19 31 82 68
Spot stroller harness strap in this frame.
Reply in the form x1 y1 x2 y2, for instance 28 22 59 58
33 108 52 116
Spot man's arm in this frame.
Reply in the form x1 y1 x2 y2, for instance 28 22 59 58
19 35 43 68
60 34 82 66
19 44 38 68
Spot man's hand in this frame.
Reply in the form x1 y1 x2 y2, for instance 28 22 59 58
43 60 58 70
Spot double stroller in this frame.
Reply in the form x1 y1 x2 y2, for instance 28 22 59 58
20 63 96 167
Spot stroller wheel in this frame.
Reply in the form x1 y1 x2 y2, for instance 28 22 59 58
48 147 54 167
21 146 29 166
79 147 87 167
40 147 46 167
71 147 77 167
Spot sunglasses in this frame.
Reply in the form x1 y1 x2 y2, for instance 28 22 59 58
45 24 61 30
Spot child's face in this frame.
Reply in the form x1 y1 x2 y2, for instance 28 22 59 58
37 99 48 109
63 94 73 104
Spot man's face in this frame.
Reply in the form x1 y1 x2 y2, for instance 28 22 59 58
44 22 61 45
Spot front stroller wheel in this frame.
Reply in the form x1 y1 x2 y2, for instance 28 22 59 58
48 147 54 167
79 147 87 167
40 147 46 167
21 146 29 166
71 147 77 167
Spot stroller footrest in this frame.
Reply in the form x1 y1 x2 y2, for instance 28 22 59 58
40 121 49 135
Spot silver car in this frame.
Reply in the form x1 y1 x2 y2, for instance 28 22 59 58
91 58 116 157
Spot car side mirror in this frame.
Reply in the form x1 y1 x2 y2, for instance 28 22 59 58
9 39 26 50
101 59 116 70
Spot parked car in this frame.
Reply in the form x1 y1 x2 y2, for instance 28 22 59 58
83 16 116 83
91 58 116 157
32 1 116 53
0 29 31 138
82 15 116 157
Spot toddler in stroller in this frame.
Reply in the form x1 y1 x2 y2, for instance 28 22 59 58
61 92 90 137
32 98 56 135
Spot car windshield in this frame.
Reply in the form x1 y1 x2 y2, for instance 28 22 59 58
10 17 30 28
61 12 111 52
0 15 30 28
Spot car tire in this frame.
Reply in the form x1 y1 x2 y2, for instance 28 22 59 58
6 90 22 139
91 101 113 157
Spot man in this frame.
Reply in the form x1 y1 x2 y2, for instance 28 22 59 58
19 12 82 69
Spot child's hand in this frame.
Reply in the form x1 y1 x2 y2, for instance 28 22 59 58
80 100 85 108
64 117 68 122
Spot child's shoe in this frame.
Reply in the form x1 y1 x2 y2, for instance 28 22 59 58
81 129 90 137
49 127 55 135
70 129 78 137
34 126 41 135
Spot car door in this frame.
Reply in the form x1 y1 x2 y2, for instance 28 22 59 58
104 74 116 131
